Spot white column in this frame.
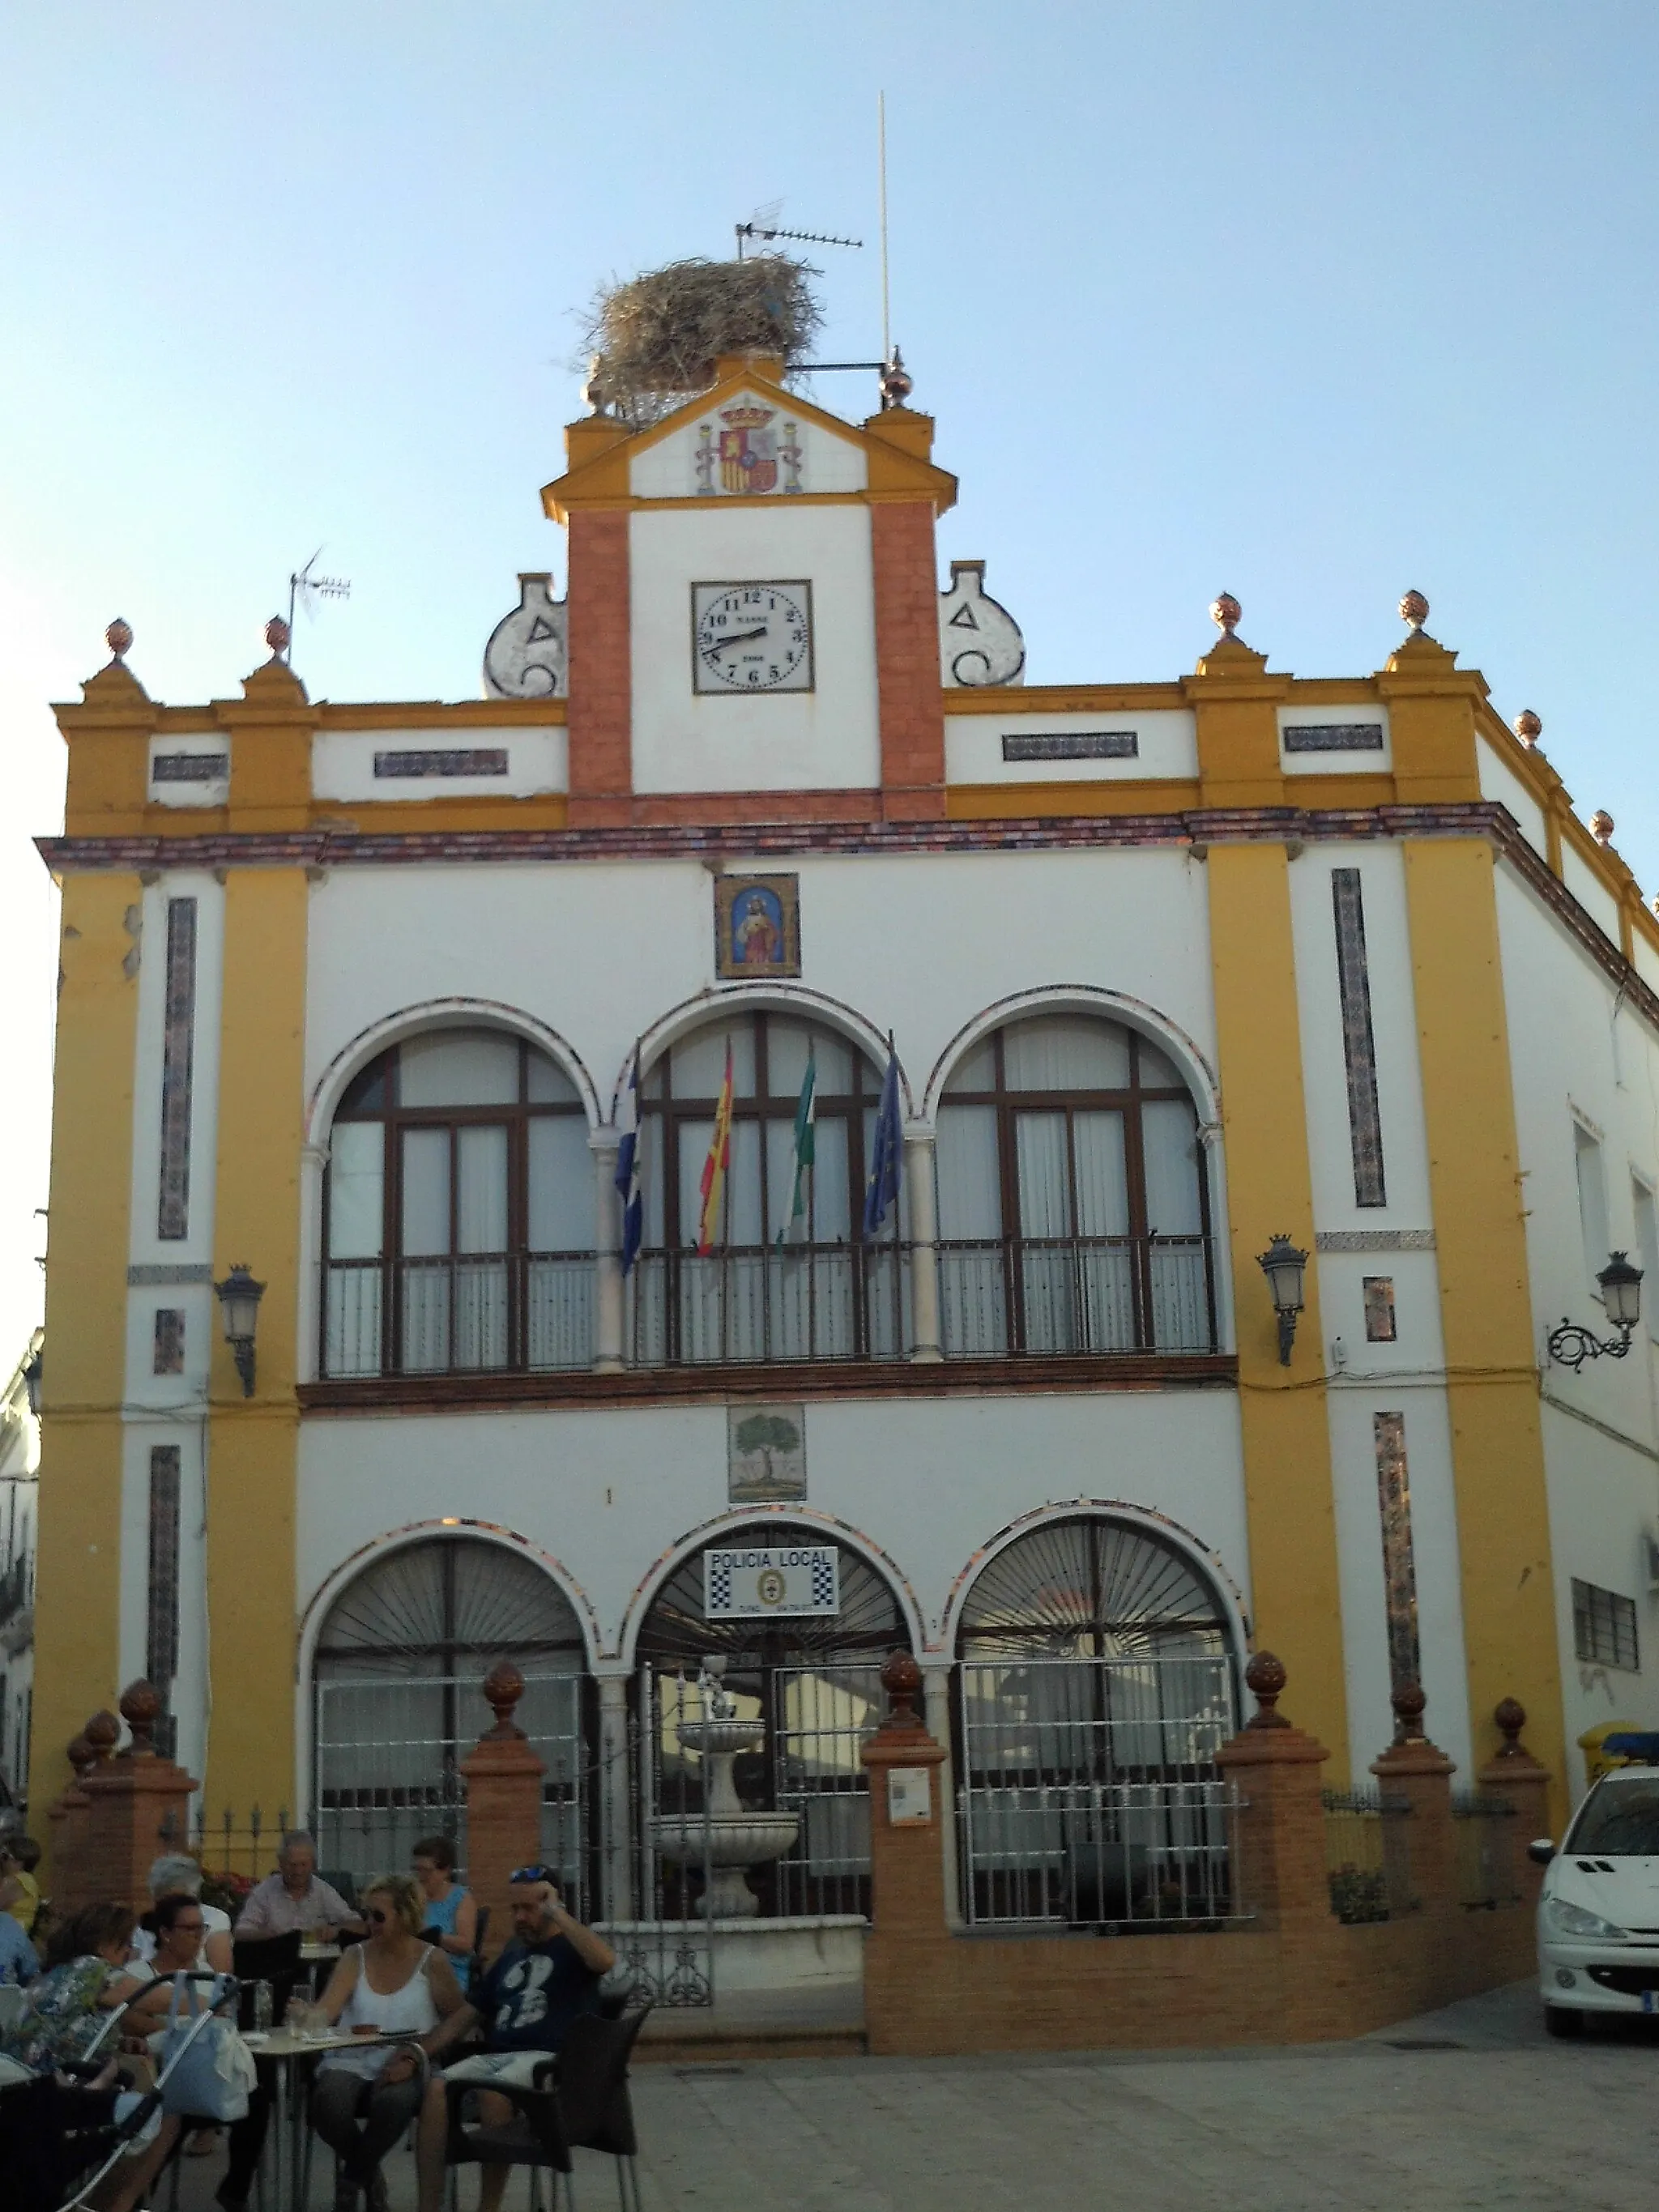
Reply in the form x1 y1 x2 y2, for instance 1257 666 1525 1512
919 1657 962 1926
589 1130 625 1373
595 1669 634 1923
904 1126 943 1363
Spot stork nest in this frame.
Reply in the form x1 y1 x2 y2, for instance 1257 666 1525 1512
579 254 822 424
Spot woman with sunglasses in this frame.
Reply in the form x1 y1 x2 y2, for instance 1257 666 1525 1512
309 1874 466 2212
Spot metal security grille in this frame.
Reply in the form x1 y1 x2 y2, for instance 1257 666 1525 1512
313 1671 587 1904
310 1536 591 1898
957 1656 1241 1927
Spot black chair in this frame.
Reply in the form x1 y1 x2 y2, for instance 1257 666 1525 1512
230 1929 304 2029
443 2054 575 2211
558 2007 651 2212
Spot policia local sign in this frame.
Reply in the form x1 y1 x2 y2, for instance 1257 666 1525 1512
704 1544 840 1620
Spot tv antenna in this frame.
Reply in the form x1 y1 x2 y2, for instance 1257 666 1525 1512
735 199 862 258
285 548 352 661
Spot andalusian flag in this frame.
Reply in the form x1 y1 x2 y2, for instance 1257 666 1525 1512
778 1047 817 1245
696 1041 736 1255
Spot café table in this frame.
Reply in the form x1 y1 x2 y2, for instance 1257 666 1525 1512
243 2023 426 2212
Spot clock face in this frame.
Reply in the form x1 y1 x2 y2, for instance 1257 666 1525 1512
692 581 813 693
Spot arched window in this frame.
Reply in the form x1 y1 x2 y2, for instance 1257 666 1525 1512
935 1015 1215 1357
634 1520 909 1918
312 1536 589 1890
322 1028 593 1378
954 1515 1240 1927
633 1012 902 1365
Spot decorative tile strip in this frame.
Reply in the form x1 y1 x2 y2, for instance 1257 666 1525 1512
1332 868 1386 1207
128 1262 213 1285
1282 723 1384 753
151 752 229 783
156 897 198 1240
146 1444 182 1703
1373 1411 1422 1698
1315 1230 1435 1252
373 748 510 778
152 1308 185 1375
1000 731 1138 762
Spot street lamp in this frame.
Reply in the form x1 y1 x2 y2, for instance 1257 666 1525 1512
1547 1251 1643 1373
1256 1233 1309 1366
214 1264 266 1396
21 1348 41 1418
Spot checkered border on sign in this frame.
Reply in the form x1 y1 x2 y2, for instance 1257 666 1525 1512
707 1554 734 1612
811 1555 836 1607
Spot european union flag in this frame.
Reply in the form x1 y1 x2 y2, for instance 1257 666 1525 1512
615 1044 643 1275
862 1039 902 1238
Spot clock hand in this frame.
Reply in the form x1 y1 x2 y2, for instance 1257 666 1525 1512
710 626 769 651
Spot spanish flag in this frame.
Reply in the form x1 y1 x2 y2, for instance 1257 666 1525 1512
697 1041 736 1255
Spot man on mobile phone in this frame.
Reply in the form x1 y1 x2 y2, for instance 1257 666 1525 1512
414 1865 616 2212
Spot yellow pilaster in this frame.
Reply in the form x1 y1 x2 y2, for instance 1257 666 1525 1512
30 873 142 1851
1403 837 1568 1821
203 866 309 1822
1207 843 1349 1775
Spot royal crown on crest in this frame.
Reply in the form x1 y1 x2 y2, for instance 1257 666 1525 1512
719 403 774 429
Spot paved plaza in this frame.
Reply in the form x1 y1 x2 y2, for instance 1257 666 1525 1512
164 1983 1659 2212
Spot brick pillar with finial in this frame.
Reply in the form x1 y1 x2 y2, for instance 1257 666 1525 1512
76 1682 201 1915
1477 1697 1553 1908
859 1649 951 2055
1370 1679 1458 1909
1214 1653 1332 1930
45 1717 118 1918
460 1664 548 1961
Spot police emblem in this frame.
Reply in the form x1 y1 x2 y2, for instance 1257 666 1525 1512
756 1566 787 1607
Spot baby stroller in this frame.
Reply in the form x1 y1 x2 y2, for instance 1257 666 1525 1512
0 1971 241 2212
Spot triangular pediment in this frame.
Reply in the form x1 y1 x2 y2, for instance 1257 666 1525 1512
542 361 956 517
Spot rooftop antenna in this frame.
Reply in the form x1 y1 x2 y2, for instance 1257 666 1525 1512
734 198 863 258
285 547 352 662
878 91 890 365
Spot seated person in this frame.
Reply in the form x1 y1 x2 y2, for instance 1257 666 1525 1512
412 1866 615 2212
122 1893 224 2023
130 1855 232 1975
233 1830 365 1941
412 1834 476 1993
0 1836 42 1937
307 1873 466 2212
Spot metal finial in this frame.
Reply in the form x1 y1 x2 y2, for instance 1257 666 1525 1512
1591 810 1614 846
264 615 291 658
1514 708 1542 747
1209 592 1241 637
879 347 913 410
1399 589 1430 633
105 618 134 661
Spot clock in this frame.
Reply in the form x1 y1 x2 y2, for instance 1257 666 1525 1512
692 581 814 694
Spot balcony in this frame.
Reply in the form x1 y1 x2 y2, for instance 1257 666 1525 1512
318 1232 1218 1390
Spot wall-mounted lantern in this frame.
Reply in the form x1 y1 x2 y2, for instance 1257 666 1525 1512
1256 1234 1309 1366
214 1264 266 1396
22 1348 41 1419
1548 1251 1643 1373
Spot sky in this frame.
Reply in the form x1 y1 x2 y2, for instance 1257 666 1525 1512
1 2 1657 1360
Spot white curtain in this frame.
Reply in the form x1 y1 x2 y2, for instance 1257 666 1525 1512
936 1105 1004 1353
328 1123 385 1259
527 1118 591 1251
1142 1101 1205 1349
400 1128 450 1255
399 1030 518 1107
455 1126 508 1370
1003 1017 1130 1092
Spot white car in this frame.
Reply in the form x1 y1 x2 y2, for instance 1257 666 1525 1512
1537 1765 1659 2035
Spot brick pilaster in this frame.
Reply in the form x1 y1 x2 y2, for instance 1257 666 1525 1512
73 1685 198 1915
1478 1697 1553 1910
871 503 945 820
565 509 632 826
459 1666 547 1959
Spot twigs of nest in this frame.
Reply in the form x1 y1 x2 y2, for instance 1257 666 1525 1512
579 255 823 424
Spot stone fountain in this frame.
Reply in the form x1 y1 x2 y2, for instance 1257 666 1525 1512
650 1660 800 1919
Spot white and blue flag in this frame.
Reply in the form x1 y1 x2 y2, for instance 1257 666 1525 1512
615 1044 644 1275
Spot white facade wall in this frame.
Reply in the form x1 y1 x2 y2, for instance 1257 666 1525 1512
312 728 567 803
629 506 880 793
1287 843 1471 1775
1495 860 1659 1796
1477 735 1549 862
943 710 1198 786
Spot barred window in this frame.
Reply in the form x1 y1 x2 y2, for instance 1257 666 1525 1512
1573 1578 1640 1672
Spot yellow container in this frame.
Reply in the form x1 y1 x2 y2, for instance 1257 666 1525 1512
1579 1721 1641 1783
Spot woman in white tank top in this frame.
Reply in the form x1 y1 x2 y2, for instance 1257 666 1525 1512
309 1875 467 2212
